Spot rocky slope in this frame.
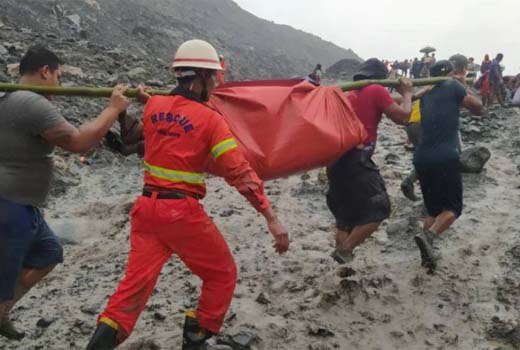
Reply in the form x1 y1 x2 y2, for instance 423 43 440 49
325 58 363 81
0 0 360 82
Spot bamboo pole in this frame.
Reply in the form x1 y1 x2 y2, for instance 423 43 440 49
0 83 170 98
339 77 472 91
0 78 472 97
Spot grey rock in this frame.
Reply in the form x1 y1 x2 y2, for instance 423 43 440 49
308 324 335 337
467 126 482 134
2 41 24 51
146 79 166 87
255 292 271 305
128 67 147 79
232 330 257 348
460 147 491 174
487 317 520 348
384 153 401 164
36 318 54 328
0 45 8 56
66 14 82 28
80 304 100 315
153 312 166 321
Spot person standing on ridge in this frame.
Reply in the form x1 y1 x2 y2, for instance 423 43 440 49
308 63 323 85
480 54 491 74
85 39 289 350
217 54 226 86
466 57 477 79
489 53 505 106
0 46 129 341
479 54 492 107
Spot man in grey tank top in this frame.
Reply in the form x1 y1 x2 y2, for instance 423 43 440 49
0 46 130 340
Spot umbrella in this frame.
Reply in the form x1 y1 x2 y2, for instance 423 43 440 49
420 46 436 54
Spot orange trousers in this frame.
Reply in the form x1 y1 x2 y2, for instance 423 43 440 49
99 193 237 341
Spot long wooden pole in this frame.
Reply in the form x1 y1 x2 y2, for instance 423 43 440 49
339 77 473 91
0 78 470 97
0 83 170 98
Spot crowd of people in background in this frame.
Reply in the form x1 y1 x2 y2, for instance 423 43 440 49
382 53 519 108
308 51 519 109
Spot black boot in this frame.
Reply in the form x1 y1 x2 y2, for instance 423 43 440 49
182 311 212 350
182 311 233 350
86 322 117 350
401 176 418 201
414 230 438 272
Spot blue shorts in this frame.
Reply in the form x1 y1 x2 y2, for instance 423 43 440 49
0 197 63 301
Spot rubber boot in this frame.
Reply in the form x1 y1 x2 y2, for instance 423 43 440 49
331 249 354 265
414 230 438 272
401 176 418 202
86 318 118 350
182 310 212 350
0 318 25 341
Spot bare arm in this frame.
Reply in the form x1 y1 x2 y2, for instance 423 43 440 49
118 85 149 144
463 95 485 116
384 99 412 125
414 86 433 99
43 85 130 153
384 78 413 125
452 76 486 117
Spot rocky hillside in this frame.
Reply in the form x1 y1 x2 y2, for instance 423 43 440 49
0 0 360 82
325 58 363 81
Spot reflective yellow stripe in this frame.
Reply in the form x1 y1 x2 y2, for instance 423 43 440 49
99 317 119 331
144 161 205 184
211 138 238 160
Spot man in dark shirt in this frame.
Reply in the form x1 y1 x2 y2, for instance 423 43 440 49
411 58 422 78
413 57 485 272
489 53 505 106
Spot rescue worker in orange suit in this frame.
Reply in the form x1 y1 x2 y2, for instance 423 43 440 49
86 39 290 350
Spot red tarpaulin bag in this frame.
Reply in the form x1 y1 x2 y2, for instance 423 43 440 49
208 79 367 180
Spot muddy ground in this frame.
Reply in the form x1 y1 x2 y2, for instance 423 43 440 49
2 104 520 350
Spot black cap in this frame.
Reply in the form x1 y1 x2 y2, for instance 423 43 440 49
429 60 454 77
353 58 388 81
449 54 468 71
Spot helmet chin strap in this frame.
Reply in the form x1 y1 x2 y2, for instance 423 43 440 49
200 81 210 102
182 69 212 101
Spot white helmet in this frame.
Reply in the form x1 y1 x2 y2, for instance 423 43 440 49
172 39 223 71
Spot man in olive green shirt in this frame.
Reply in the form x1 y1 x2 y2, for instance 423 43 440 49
0 46 130 341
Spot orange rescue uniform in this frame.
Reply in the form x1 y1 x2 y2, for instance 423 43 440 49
98 87 270 342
